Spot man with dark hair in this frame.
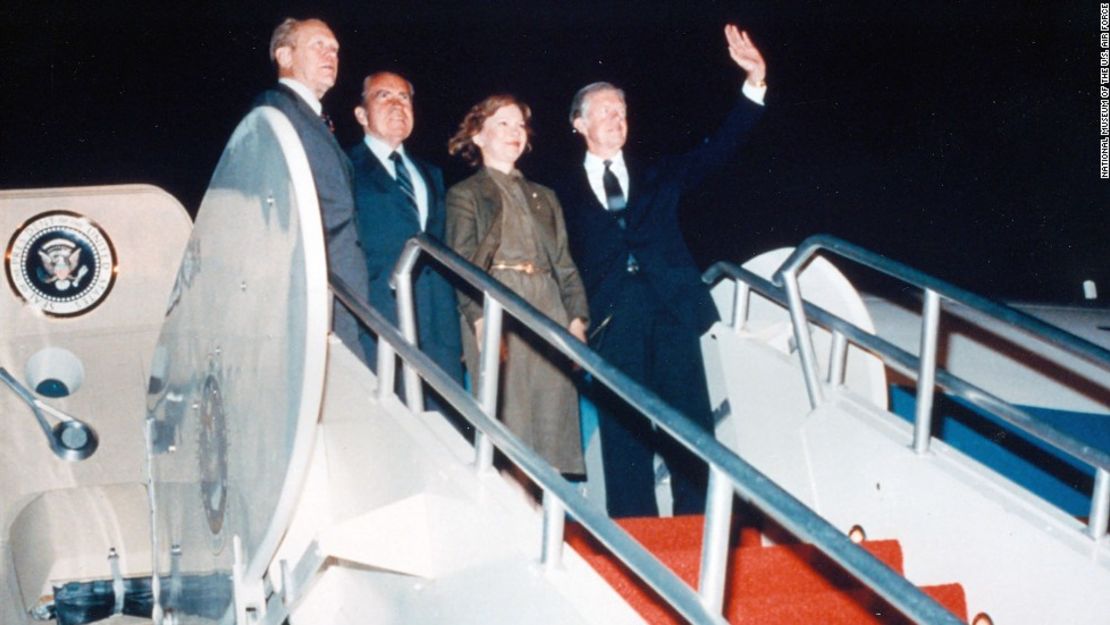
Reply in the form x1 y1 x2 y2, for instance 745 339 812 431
348 72 463 408
253 17 370 362
555 24 767 517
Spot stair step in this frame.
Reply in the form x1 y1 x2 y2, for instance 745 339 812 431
566 518 967 624
568 522 904 594
587 514 762 554
569 537 905 601
727 540 904 597
729 583 967 625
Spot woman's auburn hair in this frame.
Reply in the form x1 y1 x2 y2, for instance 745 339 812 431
447 93 533 167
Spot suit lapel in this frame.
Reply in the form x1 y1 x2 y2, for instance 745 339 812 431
367 150 402 195
276 84 336 143
353 142 421 230
412 157 437 212
410 156 444 237
577 167 605 212
622 154 642 214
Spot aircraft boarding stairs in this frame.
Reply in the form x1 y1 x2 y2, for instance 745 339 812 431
2 107 1108 625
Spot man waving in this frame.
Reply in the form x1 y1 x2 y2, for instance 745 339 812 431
555 25 767 517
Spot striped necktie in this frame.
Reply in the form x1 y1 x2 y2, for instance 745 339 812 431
390 151 418 213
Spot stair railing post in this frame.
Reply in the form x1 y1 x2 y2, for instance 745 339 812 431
828 330 848 386
913 289 941 454
697 465 733 614
374 340 396 402
732 279 751 334
782 267 824 408
393 261 425 413
1089 467 1110 540
540 490 566 570
474 297 503 473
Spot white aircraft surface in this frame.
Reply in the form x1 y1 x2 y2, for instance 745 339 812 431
2 106 1107 625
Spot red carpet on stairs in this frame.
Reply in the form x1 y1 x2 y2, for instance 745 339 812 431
566 515 968 624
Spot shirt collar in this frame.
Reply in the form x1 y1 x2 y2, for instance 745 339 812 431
278 78 322 115
584 150 626 174
364 134 406 166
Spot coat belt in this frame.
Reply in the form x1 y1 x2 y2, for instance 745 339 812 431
490 260 548 275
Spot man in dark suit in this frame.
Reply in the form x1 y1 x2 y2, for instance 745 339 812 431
253 17 370 363
554 25 767 517
348 72 463 408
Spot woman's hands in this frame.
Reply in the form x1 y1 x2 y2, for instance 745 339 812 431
568 317 588 343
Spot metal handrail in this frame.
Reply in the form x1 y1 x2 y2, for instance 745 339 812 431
330 232 964 625
0 366 99 461
774 235 1110 368
703 233 1110 540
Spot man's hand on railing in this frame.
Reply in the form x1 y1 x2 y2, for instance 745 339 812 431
567 318 589 372
568 317 588 344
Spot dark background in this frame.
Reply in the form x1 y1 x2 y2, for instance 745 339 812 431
2 1 1106 303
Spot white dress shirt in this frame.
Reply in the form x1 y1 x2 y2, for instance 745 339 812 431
364 134 428 230
583 151 630 210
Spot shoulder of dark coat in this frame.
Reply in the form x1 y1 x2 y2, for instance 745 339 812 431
251 85 296 112
409 153 442 175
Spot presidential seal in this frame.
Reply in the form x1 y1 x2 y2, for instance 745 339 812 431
5 211 117 317
198 370 229 543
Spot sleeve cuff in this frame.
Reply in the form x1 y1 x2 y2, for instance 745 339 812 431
741 80 767 106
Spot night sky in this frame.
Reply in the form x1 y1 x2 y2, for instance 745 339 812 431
2 1 1106 303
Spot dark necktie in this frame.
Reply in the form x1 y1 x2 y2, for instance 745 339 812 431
602 160 638 273
390 151 419 215
320 111 335 134
602 159 626 212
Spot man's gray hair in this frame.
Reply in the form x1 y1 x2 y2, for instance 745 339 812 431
569 81 625 125
269 17 300 62
360 71 416 102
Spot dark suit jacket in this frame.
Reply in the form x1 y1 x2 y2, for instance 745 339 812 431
252 84 370 360
554 96 764 334
348 141 462 382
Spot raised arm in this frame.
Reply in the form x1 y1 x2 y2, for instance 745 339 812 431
667 25 768 193
725 24 766 87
